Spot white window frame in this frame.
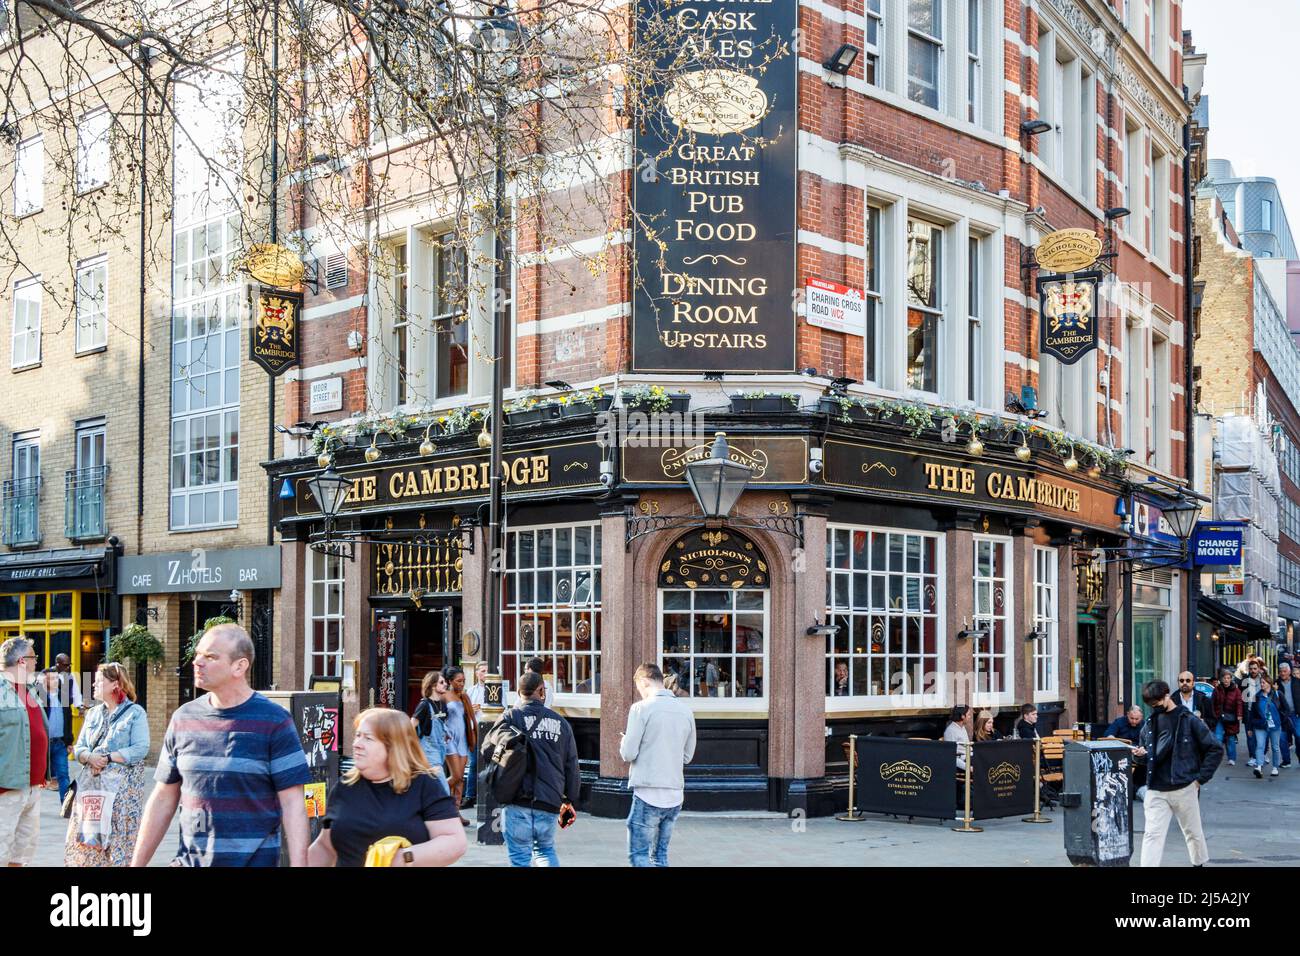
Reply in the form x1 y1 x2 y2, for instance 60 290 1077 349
75 419 106 472
1079 66 1096 204
11 277 41 369
864 205 883 385
76 109 110 193
905 215 944 396
966 0 981 125
75 256 108 353
659 586 769 713
971 534 1014 708
825 524 946 712
967 233 983 404
502 521 603 705
13 135 43 216
1033 546 1059 702
12 432 39 481
1151 332 1169 470
905 0 943 111
864 0 884 86
391 240 410 408
430 229 469 402
1151 143 1169 265
1262 199 1274 233
306 548 346 679
1125 123 1146 246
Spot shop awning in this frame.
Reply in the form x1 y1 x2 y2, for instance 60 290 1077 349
1196 595 1270 643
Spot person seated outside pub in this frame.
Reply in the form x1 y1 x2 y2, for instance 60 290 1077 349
1014 704 1040 740
973 710 1001 742
1103 706 1144 746
943 705 973 770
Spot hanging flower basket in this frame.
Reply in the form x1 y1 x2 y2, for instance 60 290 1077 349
729 392 800 415
816 396 872 423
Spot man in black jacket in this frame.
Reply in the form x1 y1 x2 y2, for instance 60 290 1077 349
1174 671 1213 724
1133 679 1224 867
500 671 580 867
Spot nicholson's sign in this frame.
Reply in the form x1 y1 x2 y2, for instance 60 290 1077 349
822 440 1122 531
621 435 807 485
632 0 796 373
1034 228 1102 274
289 440 604 518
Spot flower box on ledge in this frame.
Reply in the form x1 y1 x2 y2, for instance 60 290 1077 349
730 395 799 415
504 405 561 426
623 393 691 415
816 396 872 423
559 395 614 418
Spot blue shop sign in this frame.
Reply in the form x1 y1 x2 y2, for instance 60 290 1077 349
1190 521 1245 569
1129 494 1182 547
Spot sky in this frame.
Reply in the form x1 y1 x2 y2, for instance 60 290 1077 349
1183 0 1300 224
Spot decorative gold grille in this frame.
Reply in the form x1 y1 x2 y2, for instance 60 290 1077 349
1077 555 1106 611
374 536 464 596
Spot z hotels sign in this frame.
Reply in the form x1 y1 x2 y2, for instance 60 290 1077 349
632 0 796 373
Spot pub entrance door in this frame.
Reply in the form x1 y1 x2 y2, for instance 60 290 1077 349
370 602 459 716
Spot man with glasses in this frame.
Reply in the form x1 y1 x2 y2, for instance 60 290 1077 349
0 637 47 867
1175 671 1212 724
1133 679 1224 867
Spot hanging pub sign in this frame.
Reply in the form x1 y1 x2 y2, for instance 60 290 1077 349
244 242 306 288
1038 271 1102 365
631 0 797 373
1034 228 1103 274
250 286 302 376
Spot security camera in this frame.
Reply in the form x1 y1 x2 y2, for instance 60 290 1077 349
809 446 824 475
599 459 615 489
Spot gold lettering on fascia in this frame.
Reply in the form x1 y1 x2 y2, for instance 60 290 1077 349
343 455 553 505
922 461 1081 514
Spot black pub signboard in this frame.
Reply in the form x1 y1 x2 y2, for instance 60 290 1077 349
249 286 302 376
632 0 796 373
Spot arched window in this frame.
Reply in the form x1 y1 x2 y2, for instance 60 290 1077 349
657 529 769 704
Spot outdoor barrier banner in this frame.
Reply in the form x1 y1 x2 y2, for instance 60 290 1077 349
968 739 1036 819
854 736 957 820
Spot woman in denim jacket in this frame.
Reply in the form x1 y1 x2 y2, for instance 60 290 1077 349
64 662 150 867
1247 674 1284 780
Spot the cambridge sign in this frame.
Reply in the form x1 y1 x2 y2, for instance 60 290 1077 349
631 0 797 373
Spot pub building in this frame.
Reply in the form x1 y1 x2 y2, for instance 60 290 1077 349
267 404 1140 816
269 0 1195 815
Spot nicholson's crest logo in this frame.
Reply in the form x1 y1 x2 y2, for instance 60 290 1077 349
664 69 768 135
1045 280 1093 337
987 761 1022 785
879 760 932 784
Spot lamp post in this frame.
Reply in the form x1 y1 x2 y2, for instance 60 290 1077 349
307 464 351 535
476 5 520 678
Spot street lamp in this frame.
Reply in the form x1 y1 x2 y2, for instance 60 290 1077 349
1161 496 1200 544
684 432 754 519
307 465 350 523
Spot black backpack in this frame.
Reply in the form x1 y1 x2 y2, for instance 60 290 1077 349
480 709 532 804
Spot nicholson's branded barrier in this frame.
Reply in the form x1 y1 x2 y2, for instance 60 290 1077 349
853 736 959 821
842 735 1043 826
967 739 1036 820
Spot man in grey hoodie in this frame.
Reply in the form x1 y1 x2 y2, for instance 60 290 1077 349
619 663 697 867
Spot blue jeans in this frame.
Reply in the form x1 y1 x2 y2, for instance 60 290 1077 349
1255 728 1283 770
1213 721 1238 762
1280 714 1298 765
47 740 70 802
503 806 560 867
627 795 681 867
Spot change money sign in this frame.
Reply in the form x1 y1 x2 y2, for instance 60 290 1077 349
632 0 796 373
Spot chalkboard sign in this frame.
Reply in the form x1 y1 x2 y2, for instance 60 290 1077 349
968 739 1036 819
854 736 958 821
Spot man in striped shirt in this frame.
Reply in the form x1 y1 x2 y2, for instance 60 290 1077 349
132 624 311 867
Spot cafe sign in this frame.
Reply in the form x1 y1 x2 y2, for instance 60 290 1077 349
822 440 1121 531
1035 228 1102 274
632 0 796 373
288 439 603 519
250 287 302 376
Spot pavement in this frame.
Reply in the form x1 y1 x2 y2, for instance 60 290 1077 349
27 754 1298 867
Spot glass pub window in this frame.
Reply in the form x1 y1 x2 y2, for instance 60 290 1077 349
906 218 942 393
864 206 882 384
308 549 345 679
826 527 941 700
972 537 1012 698
502 523 602 696
967 236 982 403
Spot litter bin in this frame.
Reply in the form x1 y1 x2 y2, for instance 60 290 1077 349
1062 740 1134 867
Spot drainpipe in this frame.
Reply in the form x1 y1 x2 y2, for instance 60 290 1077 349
1183 101 1198 671
136 46 151 556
